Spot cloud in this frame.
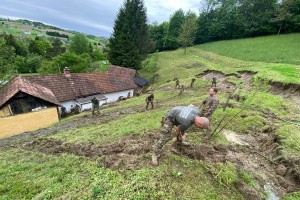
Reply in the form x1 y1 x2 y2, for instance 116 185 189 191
145 0 200 23
0 0 202 37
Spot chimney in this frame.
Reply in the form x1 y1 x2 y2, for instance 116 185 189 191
64 67 71 78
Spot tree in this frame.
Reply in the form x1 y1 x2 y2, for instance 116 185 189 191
91 49 106 61
38 52 90 74
69 34 90 55
165 9 185 49
149 21 169 51
178 11 197 54
28 39 51 56
108 0 153 69
0 38 15 81
238 0 277 36
46 38 66 59
15 54 42 73
272 0 300 34
4 34 27 56
273 0 293 34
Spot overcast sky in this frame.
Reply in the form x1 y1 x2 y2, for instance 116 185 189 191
0 0 201 37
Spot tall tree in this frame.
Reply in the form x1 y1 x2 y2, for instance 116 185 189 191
149 21 169 51
0 38 15 81
28 39 51 57
108 0 153 69
4 34 27 56
165 9 185 50
178 11 197 54
239 0 277 36
69 34 90 55
46 38 66 59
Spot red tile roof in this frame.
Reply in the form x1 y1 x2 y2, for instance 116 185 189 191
108 65 136 78
0 72 138 107
0 76 61 107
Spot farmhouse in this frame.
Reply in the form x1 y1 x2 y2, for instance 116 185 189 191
23 29 31 35
0 67 138 138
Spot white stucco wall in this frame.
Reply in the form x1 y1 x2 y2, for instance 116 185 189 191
59 89 134 113
105 89 134 103
80 99 107 111
60 100 76 113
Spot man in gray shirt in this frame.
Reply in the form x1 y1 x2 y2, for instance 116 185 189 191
152 105 209 166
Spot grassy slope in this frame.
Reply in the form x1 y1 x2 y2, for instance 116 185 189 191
0 21 101 45
197 33 300 65
1 34 300 199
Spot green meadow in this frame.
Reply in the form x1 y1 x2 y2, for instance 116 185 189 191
1 34 299 199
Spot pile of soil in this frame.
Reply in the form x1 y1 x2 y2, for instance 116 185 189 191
20 127 300 198
198 70 300 102
22 133 158 169
197 70 236 92
172 131 300 198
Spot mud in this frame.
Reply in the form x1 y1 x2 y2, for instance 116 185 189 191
22 133 158 170
197 70 300 101
197 70 236 92
18 126 300 198
173 131 300 198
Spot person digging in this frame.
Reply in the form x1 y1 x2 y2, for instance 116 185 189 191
152 105 209 166
145 92 155 110
91 97 100 116
199 87 219 138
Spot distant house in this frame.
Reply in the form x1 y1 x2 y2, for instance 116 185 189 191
0 68 138 138
60 38 69 43
108 65 149 90
24 30 31 35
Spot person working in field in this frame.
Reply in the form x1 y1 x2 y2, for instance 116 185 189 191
175 78 180 88
179 83 185 95
212 76 217 87
200 87 219 138
200 87 219 118
190 78 196 88
152 105 209 166
145 92 155 110
91 97 100 116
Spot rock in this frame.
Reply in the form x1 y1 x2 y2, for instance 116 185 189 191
276 164 287 176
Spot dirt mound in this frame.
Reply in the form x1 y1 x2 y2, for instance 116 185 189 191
171 131 300 198
172 142 228 163
23 133 158 169
197 70 236 92
20 128 300 197
269 81 300 110
198 70 300 103
269 82 300 98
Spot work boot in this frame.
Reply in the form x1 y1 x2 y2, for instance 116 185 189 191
151 154 159 166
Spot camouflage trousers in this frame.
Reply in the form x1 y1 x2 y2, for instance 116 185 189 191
153 117 174 156
92 105 99 115
146 100 154 110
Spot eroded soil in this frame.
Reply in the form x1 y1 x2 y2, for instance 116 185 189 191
18 128 300 199
198 69 300 99
173 131 300 199
22 133 158 170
